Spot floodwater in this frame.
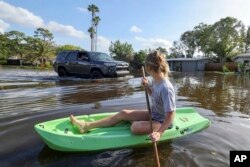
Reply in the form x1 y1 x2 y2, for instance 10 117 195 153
0 66 250 167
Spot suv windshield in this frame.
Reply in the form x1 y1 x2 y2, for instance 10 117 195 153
89 52 113 61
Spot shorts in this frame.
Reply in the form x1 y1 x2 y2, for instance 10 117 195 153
152 118 173 129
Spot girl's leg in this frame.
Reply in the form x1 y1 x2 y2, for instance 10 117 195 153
130 121 162 135
70 109 149 133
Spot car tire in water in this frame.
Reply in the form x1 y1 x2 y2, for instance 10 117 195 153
58 68 68 77
91 70 103 79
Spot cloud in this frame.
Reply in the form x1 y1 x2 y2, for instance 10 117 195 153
194 0 250 26
0 19 9 33
47 21 86 39
222 0 250 26
0 1 44 28
0 1 86 39
130 26 142 33
77 7 88 13
135 36 172 51
97 36 111 53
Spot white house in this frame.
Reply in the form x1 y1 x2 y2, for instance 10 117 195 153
234 52 250 72
234 52 250 65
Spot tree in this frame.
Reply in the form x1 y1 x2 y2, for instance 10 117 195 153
246 26 250 52
93 16 101 51
156 47 168 57
88 4 99 23
180 30 196 58
34 28 53 41
0 33 10 62
109 40 134 62
88 26 95 46
193 23 214 57
5 30 26 59
130 50 147 69
56 44 83 54
209 17 245 63
169 41 185 58
25 28 55 65
88 4 100 51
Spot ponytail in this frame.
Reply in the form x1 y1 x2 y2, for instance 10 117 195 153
145 50 169 77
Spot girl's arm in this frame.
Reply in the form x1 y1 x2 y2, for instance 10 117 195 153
149 111 175 142
142 77 152 95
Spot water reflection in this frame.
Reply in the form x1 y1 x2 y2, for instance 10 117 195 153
55 80 135 105
91 149 133 167
175 72 250 115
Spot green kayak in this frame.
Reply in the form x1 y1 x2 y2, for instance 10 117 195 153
34 107 210 152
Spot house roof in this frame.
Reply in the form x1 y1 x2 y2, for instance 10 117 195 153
234 52 250 59
166 58 214 62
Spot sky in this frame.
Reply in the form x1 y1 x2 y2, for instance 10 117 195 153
0 0 250 53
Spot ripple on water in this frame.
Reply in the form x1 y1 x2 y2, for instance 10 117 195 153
0 69 250 167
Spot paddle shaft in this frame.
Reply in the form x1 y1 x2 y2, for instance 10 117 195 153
142 66 161 167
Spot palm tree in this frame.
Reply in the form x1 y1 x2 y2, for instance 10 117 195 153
88 4 99 51
88 27 95 38
93 16 101 51
88 4 99 20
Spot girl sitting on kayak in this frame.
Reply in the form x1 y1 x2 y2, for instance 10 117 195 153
70 50 176 142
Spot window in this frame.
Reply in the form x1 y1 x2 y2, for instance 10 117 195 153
244 60 249 64
78 52 89 61
57 51 68 61
88 52 113 61
66 52 78 61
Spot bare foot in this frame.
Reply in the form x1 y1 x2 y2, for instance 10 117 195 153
70 115 87 133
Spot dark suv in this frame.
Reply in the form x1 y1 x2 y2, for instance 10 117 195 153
53 50 130 78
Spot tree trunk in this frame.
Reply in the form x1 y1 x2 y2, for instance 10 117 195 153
95 26 98 51
91 36 94 51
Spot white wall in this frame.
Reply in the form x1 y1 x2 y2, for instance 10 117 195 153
235 57 250 66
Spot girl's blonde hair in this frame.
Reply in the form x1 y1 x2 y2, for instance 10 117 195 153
145 50 170 77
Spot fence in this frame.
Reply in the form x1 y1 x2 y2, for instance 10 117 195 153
205 62 237 71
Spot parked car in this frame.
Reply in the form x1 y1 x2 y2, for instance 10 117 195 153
53 50 130 78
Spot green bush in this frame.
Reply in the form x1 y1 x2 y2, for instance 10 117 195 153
222 65 230 73
0 60 6 65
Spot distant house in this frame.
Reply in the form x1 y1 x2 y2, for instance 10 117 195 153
167 58 214 72
234 52 250 72
234 52 250 66
7 56 24 66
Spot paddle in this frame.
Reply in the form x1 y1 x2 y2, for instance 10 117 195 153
142 66 161 167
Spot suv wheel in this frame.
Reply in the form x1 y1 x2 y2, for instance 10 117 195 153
91 70 103 79
58 68 68 77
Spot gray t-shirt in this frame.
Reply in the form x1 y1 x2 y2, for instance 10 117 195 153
150 78 176 123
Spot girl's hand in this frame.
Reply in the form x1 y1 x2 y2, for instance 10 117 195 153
141 77 152 95
149 132 162 142
141 77 148 86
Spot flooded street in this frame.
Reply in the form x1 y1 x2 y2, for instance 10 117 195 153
0 66 250 167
